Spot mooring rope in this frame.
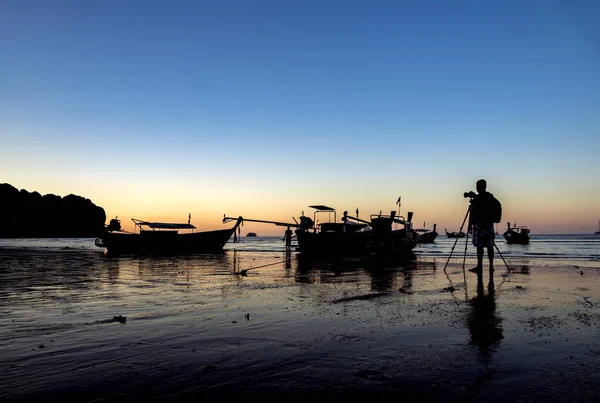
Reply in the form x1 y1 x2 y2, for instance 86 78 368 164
235 254 297 275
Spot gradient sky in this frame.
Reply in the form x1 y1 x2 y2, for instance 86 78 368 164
1 0 599 235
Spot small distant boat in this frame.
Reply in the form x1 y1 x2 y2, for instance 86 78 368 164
416 223 438 243
503 222 530 245
595 220 600 235
246 232 257 237
445 229 465 238
95 216 243 254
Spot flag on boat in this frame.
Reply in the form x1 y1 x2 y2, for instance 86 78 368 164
356 208 359 218
396 196 401 206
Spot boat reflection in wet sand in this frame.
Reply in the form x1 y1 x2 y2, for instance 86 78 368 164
503 222 530 245
95 216 243 254
223 205 419 258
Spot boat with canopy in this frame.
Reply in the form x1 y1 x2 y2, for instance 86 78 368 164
95 216 243 254
223 204 419 257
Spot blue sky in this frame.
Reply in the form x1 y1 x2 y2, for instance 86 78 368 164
1 0 599 234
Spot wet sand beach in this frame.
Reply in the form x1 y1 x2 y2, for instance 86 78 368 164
1 245 599 402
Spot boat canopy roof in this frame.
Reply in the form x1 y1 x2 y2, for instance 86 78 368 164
131 218 196 230
309 205 335 211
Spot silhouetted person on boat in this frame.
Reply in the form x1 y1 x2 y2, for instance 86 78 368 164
468 179 502 275
283 226 293 250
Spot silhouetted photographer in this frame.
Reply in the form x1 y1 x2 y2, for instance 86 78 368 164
467 179 502 275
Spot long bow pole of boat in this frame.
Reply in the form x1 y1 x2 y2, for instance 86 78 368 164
223 215 300 228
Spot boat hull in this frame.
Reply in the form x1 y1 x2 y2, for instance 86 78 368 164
445 231 465 238
96 228 237 254
503 230 530 245
294 230 370 257
295 228 418 258
417 231 438 243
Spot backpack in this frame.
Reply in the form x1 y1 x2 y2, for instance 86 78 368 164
490 196 502 224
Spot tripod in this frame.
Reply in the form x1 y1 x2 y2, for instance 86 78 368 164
443 202 510 273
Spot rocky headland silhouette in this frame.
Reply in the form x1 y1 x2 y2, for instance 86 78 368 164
0 183 106 238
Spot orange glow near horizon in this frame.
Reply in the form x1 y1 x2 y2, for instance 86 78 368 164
3 175 599 236
107 201 600 236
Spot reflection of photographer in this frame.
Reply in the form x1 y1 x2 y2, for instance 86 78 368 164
467 273 503 360
466 179 502 275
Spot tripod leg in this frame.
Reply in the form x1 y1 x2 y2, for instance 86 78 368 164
443 235 462 272
443 205 471 272
493 241 511 271
462 232 469 270
462 232 469 298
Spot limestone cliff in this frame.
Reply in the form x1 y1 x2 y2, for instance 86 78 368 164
0 183 106 238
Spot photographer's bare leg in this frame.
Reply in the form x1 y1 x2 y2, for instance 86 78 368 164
470 244 484 273
487 245 494 273
476 246 484 270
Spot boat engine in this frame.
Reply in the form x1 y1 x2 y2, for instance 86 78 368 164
298 215 314 231
107 218 122 232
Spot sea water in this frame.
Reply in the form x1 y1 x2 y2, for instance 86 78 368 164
2 234 597 264
0 234 600 262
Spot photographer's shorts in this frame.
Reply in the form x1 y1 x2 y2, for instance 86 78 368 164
472 223 495 247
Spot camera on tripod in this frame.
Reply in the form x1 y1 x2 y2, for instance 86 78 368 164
463 191 477 199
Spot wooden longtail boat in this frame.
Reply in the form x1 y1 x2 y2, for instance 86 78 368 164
503 222 530 245
445 229 465 238
416 223 438 243
223 205 419 258
95 216 243 254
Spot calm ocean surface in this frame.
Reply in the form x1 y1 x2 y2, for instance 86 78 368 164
1 234 598 265
233 234 600 263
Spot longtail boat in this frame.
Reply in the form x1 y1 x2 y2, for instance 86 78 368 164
95 216 243 254
445 229 465 238
416 223 438 243
503 222 530 245
223 204 419 258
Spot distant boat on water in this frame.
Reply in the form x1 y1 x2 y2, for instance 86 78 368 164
247 232 257 237
415 223 438 243
503 222 530 245
445 229 465 238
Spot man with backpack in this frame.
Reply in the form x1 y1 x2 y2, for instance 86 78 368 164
468 179 502 275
